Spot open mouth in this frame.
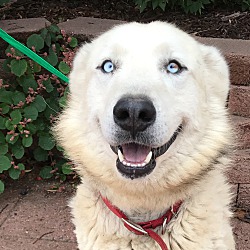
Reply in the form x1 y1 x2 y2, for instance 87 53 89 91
111 124 182 179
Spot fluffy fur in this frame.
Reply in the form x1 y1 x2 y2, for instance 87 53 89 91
54 22 235 250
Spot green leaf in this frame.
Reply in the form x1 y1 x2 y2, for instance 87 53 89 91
48 24 60 34
45 33 52 47
24 106 38 120
59 86 69 108
0 89 13 104
18 163 25 170
32 61 42 73
0 131 5 142
0 143 8 155
10 110 22 125
54 43 61 54
6 134 19 144
0 180 4 193
0 117 7 129
25 123 37 134
69 37 78 47
0 155 11 173
0 0 10 7
2 58 11 73
22 135 33 147
10 59 27 77
38 133 55 150
12 91 26 105
33 95 47 112
159 0 167 10
40 28 48 39
58 61 70 74
39 166 53 179
5 45 23 57
138 0 148 12
33 147 48 161
11 142 24 159
33 120 45 131
152 0 159 9
20 77 38 93
60 174 66 182
62 163 73 175
43 79 54 93
44 48 58 66
9 163 25 180
44 98 59 120
0 103 10 114
40 27 49 40
9 167 21 180
27 34 44 52
5 119 15 130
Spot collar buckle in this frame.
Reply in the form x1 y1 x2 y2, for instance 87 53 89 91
162 217 168 235
121 218 148 235
162 205 180 235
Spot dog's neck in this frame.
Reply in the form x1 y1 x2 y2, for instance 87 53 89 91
99 186 187 222
100 194 182 250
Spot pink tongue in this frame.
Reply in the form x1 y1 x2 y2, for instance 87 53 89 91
122 143 151 164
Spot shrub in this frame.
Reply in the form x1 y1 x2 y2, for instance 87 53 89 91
134 0 250 14
0 25 78 193
0 0 10 7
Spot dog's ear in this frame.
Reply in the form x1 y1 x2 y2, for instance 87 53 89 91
69 43 92 98
200 44 230 103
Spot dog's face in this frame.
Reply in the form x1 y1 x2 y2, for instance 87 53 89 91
59 22 230 191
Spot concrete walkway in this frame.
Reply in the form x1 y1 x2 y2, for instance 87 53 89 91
0 178 77 250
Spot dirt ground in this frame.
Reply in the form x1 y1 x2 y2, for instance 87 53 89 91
1 0 250 40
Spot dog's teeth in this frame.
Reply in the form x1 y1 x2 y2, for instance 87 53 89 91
121 159 148 167
118 149 124 162
122 160 131 166
144 151 152 164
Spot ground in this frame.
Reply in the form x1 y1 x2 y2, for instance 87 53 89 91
1 0 250 40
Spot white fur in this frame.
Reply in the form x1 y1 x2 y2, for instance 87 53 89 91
54 22 235 250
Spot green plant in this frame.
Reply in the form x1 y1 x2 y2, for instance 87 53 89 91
238 0 250 10
0 25 78 193
134 0 214 13
0 0 10 7
134 0 250 14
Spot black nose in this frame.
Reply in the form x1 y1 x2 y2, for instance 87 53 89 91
113 96 156 137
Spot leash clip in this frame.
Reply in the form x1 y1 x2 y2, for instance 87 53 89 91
121 218 148 235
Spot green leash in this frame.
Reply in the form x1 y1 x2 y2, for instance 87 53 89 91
0 28 69 83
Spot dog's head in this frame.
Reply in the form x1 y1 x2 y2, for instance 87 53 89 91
56 22 230 192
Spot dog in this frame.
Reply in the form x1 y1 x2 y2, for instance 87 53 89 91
54 21 235 250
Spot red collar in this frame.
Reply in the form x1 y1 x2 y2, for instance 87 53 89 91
101 195 182 250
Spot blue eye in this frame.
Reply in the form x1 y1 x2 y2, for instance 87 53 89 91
101 60 114 73
166 61 182 74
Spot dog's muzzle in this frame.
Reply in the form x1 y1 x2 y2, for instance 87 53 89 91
111 96 182 179
113 96 156 139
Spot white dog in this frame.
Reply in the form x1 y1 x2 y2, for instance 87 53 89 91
54 22 235 250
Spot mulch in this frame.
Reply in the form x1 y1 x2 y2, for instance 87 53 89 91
1 0 250 40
